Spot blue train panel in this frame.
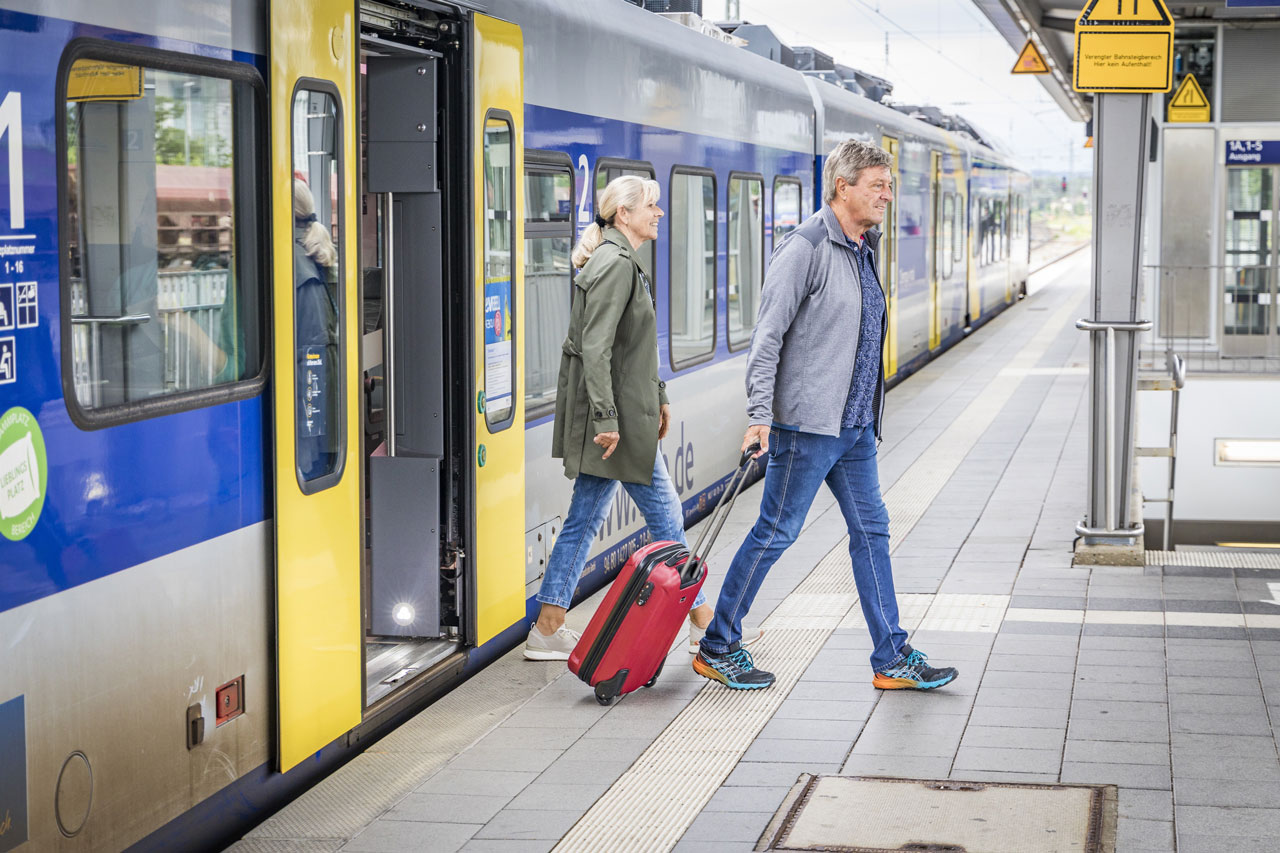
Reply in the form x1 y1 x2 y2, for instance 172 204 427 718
0 8 269 615
523 103 814 404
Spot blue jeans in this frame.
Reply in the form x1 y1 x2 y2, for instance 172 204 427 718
702 424 907 671
536 451 707 611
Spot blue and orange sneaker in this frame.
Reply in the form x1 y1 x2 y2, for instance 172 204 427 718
693 643 775 689
873 645 958 690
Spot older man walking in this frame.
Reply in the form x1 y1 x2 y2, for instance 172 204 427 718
693 139 959 691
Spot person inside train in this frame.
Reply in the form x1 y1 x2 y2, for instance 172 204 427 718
524 174 760 661
693 139 959 692
292 176 340 482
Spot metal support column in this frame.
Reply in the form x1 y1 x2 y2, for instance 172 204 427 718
1077 93 1152 544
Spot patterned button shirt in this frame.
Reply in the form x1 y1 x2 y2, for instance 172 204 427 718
841 234 885 429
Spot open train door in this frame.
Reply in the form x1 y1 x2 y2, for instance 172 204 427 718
469 14 527 645
269 0 363 771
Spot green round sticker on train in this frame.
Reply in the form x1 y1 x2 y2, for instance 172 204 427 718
0 406 48 541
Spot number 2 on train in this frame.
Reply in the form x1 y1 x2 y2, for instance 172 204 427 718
0 91 23 230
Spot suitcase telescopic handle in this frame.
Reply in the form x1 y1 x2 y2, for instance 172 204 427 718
682 443 762 582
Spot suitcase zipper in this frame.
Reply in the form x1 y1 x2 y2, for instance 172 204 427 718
579 543 685 683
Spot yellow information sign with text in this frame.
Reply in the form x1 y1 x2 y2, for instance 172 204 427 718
1072 0 1174 93
67 60 143 102
1167 74 1211 122
1011 39 1050 74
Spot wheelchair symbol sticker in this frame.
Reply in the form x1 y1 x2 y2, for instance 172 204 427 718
14 282 36 329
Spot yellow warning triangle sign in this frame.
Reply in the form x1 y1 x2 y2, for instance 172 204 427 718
1078 0 1172 27
1011 39 1050 74
1167 74 1211 122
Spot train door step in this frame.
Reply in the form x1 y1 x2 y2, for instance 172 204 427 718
757 775 1117 853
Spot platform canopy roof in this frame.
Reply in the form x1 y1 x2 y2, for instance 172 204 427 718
971 0 1280 122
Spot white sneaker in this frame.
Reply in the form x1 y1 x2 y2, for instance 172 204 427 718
523 624 581 661
688 624 764 654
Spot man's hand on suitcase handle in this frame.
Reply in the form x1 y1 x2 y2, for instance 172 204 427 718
595 430 620 459
742 424 769 461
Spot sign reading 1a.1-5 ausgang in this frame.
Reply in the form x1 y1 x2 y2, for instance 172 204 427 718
1226 141 1280 165
1073 0 1175 94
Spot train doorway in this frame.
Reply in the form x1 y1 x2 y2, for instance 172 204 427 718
354 6 528 711
357 7 471 709
1222 165 1278 358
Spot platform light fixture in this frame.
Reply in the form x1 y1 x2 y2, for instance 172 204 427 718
1215 438 1280 467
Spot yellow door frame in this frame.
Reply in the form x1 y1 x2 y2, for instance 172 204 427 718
929 150 941 351
880 135 899 378
967 180 979 326
270 0 362 772
472 14 526 645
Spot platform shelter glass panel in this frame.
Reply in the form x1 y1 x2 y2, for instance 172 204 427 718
1223 167 1276 356
63 61 262 413
728 175 763 349
669 170 716 367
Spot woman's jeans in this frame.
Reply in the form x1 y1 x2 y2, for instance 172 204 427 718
701 424 907 670
536 451 707 611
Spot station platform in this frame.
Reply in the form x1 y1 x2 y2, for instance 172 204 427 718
229 251 1280 853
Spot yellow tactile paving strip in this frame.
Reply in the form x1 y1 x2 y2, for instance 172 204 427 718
553 284 1086 852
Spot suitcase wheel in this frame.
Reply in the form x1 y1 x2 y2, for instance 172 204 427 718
644 659 665 689
593 669 629 706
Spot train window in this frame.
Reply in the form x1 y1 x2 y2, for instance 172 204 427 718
669 167 716 368
483 113 516 430
61 55 264 423
952 195 964 265
524 154 574 419
939 193 955 280
979 198 992 267
291 85 344 490
998 199 1008 259
773 177 802 249
728 173 763 350
594 158 657 293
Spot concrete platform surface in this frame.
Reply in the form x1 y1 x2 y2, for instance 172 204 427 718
228 252 1280 853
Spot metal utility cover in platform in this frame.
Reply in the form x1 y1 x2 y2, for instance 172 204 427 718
758 775 1116 853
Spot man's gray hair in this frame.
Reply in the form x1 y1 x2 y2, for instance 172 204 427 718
822 139 893 203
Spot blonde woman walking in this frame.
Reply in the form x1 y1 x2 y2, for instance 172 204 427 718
525 174 738 660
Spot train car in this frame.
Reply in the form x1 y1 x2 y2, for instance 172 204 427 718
504 0 817 611
0 1 1031 850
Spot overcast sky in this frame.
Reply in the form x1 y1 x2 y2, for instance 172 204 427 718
720 0 1089 174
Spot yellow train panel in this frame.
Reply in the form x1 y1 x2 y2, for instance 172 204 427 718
270 0 362 772
472 14 527 645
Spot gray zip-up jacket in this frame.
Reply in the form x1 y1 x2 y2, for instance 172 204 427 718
745 204 886 438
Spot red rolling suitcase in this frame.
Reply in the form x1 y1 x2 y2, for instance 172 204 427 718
568 445 758 706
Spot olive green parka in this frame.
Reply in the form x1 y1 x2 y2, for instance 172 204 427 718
551 227 668 485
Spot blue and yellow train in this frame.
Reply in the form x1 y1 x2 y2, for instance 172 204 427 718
0 0 1029 849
